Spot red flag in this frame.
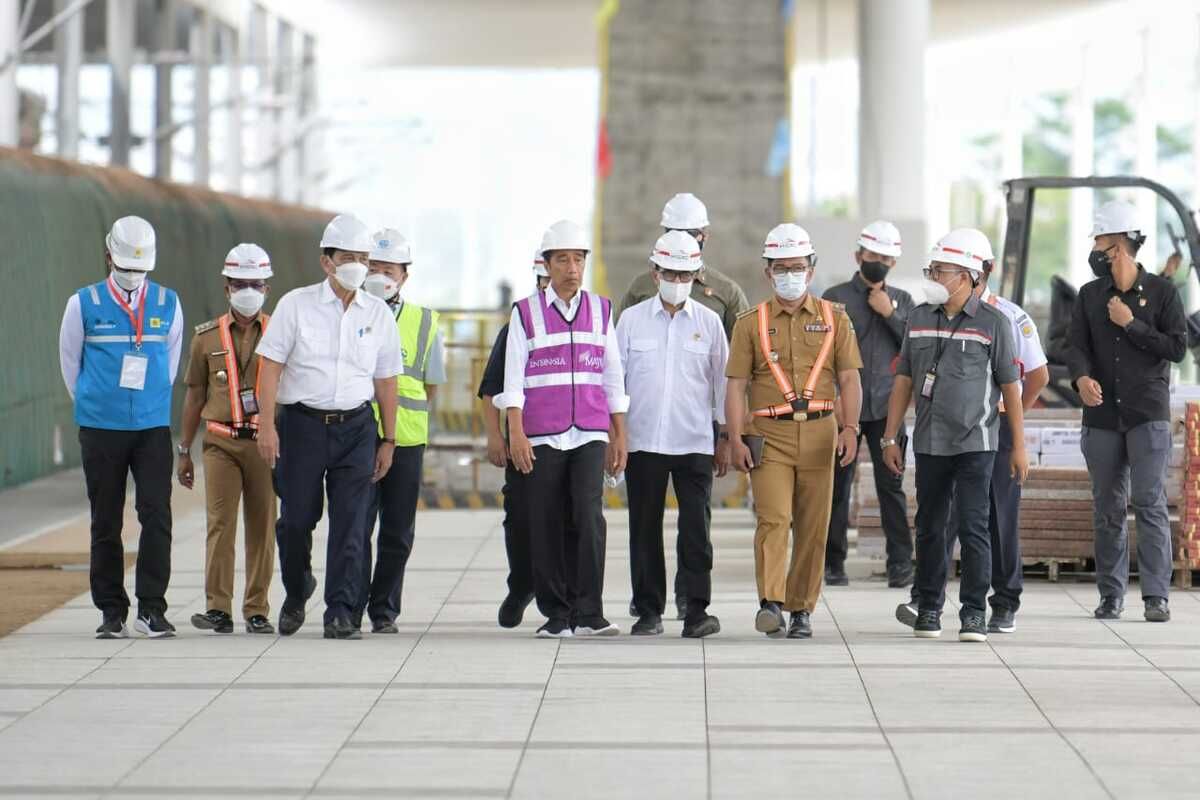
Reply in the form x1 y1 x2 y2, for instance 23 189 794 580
596 119 612 179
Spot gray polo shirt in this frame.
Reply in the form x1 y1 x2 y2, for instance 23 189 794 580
896 293 1019 456
824 272 914 422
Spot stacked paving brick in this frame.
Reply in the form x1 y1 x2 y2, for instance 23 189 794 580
1177 401 1200 570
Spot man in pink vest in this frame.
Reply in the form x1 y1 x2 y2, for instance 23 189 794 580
497 220 630 638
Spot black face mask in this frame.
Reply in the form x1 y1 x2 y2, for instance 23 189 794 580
1088 247 1114 278
860 260 889 284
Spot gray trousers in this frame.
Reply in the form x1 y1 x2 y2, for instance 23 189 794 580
1080 421 1173 600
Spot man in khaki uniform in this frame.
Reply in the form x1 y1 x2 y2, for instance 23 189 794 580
176 244 277 634
725 224 862 639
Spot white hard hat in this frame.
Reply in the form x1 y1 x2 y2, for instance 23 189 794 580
661 192 710 230
857 220 902 258
105 215 156 271
222 243 273 279
649 230 703 272
762 223 815 259
540 219 591 256
320 214 373 253
929 228 994 274
370 228 412 264
533 247 549 278
1091 200 1142 238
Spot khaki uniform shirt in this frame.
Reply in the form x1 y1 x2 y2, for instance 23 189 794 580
185 315 266 423
616 263 750 340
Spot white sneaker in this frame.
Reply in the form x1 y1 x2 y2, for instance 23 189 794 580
574 618 620 637
535 619 574 638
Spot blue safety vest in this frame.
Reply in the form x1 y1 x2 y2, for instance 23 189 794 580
74 279 177 430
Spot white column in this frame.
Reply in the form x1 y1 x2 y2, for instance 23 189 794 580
0 0 19 147
190 7 212 186
1135 26 1158 269
1069 43 1095 288
274 20 294 202
857 0 928 246
153 0 175 180
249 3 271 198
223 24 244 194
107 0 135 166
54 0 83 158
296 33 316 206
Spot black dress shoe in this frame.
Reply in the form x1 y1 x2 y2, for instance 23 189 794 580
498 592 535 629
278 606 305 636
1144 596 1171 622
631 613 664 636
674 596 687 621
1094 596 1124 620
324 617 362 640
824 568 849 587
887 565 914 588
755 601 785 636
245 615 275 634
681 614 721 639
372 619 400 634
304 573 318 601
786 610 813 639
95 611 128 639
191 609 234 633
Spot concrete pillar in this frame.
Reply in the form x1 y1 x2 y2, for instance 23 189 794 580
297 33 316 206
1135 26 1158 268
153 0 175 180
0 0 18 147
106 0 136 166
54 0 83 158
857 0 928 228
1069 44 1094 288
273 20 294 202
190 6 212 186
222 23 243 194
249 3 271 198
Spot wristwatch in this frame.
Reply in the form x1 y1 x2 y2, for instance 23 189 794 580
879 437 898 448
717 431 730 441
176 443 190 456
380 438 396 445
840 424 860 435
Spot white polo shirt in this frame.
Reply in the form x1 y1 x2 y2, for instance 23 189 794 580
256 279 404 411
616 295 728 456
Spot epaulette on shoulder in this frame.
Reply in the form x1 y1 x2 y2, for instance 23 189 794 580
194 319 219 335
736 305 760 320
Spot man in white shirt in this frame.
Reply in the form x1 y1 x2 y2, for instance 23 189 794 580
255 214 403 640
58 216 184 639
617 231 728 638
497 220 629 638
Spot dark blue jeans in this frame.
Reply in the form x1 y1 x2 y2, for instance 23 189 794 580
914 451 995 618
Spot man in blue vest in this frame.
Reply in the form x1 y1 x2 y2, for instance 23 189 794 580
58 215 185 639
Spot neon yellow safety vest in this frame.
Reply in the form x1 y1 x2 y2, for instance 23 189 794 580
374 301 439 446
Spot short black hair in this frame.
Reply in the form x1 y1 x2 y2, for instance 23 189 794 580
322 247 337 258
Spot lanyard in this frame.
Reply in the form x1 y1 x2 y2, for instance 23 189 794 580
931 310 967 373
107 276 147 349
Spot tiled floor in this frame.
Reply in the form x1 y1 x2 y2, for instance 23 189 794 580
3 504 1200 799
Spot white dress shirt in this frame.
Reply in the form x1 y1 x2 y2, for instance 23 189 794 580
495 286 630 451
617 295 728 455
981 288 1048 395
59 278 185 399
256 279 404 410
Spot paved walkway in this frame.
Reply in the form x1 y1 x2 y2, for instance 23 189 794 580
2 503 1200 799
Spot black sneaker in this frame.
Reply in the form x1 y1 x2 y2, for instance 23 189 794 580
674 596 687 621
1094 596 1124 620
323 617 362 640
681 613 720 639
987 608 1016 634
371 619 399 634
895 602 918 629
190 609 233 634
1144 596 1171 622
95 611 128 639
959 612 987 643
134 611 176 639
786 610 813 639
887 564 914 588
574 616 620 636
498 591 535 629
245 615 274 634
631 613 663 636
755 601 786 636
535 618 573 638
824 568 849 587
278 605 305 636
913 609 941 638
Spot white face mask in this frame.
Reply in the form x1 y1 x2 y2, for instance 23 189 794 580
334 261 369 291
921 279 950 306
229 288 265 317
772 272 808 301
657 278 692 306
112 268 146 291
363 273 399 301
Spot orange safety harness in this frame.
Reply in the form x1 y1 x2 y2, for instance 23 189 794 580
751 300 837 421
206 313 269 440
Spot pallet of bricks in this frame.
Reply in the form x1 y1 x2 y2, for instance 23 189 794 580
1177 401 1200 586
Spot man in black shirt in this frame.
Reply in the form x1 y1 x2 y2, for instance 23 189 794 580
1068 200 1187 623
823 221 915 587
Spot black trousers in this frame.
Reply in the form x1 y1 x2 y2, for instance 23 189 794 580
79 426 173 617
503 460 577 606
274 404 375 625
355 442 424 625
527 442 606 622
626 451 713 618
827 419 913 572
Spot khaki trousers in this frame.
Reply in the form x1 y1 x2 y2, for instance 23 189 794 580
749 414 837 612
202 430 276 619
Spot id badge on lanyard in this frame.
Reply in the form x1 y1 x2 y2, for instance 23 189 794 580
239 388 259 415
920 369 936 399
120 352 149 390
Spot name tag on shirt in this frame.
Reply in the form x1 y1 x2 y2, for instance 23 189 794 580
805 323 831 333
119 352 149 391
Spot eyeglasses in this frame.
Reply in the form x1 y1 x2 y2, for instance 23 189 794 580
228 280 267 291
656 268 695 283
769 264 812 277
923 267 967 281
